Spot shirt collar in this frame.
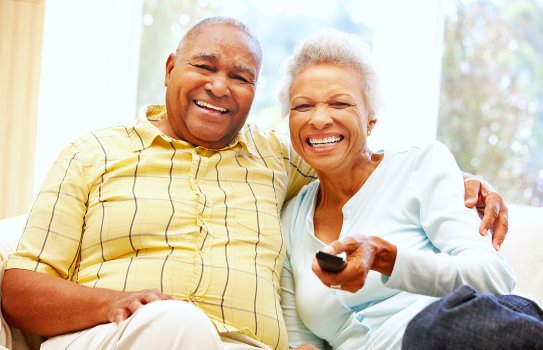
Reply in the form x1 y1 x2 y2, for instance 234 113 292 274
128 104 258 156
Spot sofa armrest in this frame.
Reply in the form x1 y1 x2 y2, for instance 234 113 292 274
0 214 43 350
0 214 26 265
500 204 543 305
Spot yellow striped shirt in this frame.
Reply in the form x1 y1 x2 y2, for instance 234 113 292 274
7 105 315 349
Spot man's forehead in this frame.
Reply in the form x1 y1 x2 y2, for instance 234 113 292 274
188 52 257 76
186 30 258 55
189 23 248 44
178 22 262 72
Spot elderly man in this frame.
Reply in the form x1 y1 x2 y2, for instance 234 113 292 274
2 17 507 350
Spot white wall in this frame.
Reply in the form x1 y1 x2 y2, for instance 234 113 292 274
366 0 445 150
34 0 143 192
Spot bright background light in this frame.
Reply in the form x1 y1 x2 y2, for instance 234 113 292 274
30 0 543 206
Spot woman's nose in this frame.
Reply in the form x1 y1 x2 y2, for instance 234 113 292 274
310 107 333 129
204 76 230 97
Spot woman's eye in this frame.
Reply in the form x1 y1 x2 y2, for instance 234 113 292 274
331 102 350 108
292 104 312 112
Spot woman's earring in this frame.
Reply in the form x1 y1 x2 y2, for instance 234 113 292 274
367 130 372 136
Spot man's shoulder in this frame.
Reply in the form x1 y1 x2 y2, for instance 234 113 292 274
68 124 136 156
241 123 288 152
241 123 281 138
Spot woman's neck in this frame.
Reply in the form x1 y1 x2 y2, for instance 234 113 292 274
316 150 384 209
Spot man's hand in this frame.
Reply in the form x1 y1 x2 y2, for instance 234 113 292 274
2 269 173 336
463 174 508 251
107 289 173 323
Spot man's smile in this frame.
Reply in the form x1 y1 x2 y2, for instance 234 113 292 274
194 100 230 114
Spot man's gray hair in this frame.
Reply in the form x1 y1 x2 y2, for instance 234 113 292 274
277 29 381 119
175 16 263 69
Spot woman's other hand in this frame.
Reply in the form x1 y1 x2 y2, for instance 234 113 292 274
291 344 321 350
462 174 508 250
312 236 397 293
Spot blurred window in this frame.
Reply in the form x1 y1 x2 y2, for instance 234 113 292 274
438 0 543 205
137 0 542 206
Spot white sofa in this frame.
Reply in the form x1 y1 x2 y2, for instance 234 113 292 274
0 205 541 349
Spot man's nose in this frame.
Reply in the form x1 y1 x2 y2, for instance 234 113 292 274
310 107 333 129
204 76 230 98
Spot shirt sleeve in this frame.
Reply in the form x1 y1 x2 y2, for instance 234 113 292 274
280 198 325 349
281 256 326 350
280 134 317 201
383 141 516 296
6 142 89 280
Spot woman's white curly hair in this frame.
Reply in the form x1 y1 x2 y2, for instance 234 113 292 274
277 29 381 120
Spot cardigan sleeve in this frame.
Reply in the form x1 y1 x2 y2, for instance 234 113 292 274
384 141 516 296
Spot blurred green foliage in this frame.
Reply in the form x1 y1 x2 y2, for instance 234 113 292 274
438 0 543 206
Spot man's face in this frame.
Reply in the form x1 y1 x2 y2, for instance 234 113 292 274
164 23 260 149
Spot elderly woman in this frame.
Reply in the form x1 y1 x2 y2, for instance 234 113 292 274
278 29 543 350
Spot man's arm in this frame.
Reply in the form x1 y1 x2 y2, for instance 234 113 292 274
1 269 172 337
462 174 508 250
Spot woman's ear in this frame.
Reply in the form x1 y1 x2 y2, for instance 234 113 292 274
164 53 176 87
368 118 377 134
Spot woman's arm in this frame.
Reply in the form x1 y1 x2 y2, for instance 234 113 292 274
280 257 326 350
312 142 515 296
387 142 515 296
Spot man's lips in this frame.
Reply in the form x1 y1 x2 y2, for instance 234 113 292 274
194 100 230 114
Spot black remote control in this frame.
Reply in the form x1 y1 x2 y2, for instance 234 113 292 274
316 251 346 273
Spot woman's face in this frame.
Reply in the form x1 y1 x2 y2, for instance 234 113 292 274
288 63 375 172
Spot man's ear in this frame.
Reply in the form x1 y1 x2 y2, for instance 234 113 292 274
164 54 175 87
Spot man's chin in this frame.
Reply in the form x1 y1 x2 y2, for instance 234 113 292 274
189 133 231 149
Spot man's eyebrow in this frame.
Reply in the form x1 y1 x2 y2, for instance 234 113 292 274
190 52 219 61
233 64 256 77
189 53 256 78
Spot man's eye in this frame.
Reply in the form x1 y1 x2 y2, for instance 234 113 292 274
292 104 312 112
193 64 213 71
233 75 250 83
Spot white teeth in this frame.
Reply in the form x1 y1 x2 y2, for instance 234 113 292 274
308 136 343 147
195 100 228 113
